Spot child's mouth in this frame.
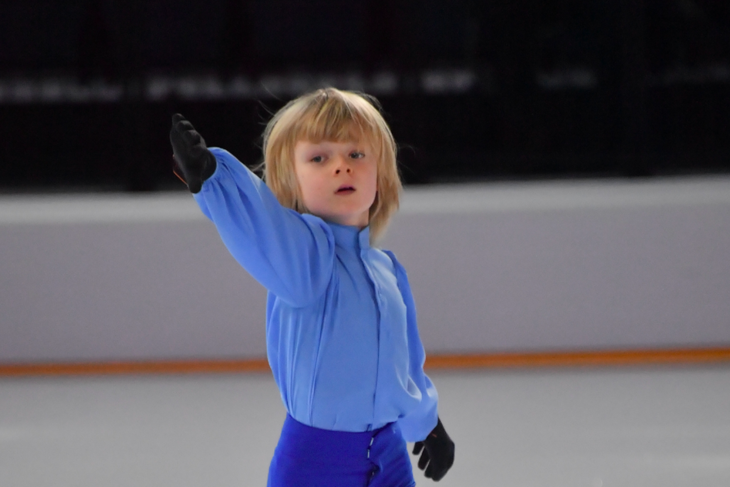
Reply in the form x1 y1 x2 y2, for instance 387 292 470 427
336 186 355 194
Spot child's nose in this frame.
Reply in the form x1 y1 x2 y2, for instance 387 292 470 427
334 155 352 174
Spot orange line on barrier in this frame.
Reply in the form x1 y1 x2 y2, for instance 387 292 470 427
1 348 729 377
0 359 271 377
424 348 730 369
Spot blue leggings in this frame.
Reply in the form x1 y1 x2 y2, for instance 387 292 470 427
267 414 415 487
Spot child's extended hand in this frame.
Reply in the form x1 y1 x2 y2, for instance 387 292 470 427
169 113 217 193
412 417 455 481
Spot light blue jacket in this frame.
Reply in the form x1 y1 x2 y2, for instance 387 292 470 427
194 148 438 442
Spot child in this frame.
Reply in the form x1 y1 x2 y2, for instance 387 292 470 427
169 88 455 486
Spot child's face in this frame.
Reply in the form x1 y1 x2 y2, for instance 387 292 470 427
293 139 378 228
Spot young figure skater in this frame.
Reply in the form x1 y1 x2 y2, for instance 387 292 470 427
169 88 455 486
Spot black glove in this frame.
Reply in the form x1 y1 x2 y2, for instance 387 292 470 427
412 417 455 481
169 113 216 193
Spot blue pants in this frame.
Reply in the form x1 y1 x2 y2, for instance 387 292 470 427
267 414 415 487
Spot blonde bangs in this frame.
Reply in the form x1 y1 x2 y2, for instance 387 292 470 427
262 88 402 245
292 92 387 155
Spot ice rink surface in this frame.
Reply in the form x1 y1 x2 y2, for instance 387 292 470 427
2 365 729 487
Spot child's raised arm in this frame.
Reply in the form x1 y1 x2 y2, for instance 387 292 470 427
170 114 335 307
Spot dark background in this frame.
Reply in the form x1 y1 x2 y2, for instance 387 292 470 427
1 0 728 192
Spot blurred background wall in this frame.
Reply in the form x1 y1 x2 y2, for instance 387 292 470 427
1 0 729 365
1 0 728 191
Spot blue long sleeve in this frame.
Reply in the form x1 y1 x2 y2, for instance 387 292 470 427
384 250 439 441
193 148 438 441
194 148 335 307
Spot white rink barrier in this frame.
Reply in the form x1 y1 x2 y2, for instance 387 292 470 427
2 175 730 364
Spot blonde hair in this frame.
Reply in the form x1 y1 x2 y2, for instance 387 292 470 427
261 87 401 245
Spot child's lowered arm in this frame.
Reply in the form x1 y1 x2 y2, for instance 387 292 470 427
169 114 217 194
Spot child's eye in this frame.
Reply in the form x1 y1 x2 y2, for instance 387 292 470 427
350 151 365 159
310 155 324 163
